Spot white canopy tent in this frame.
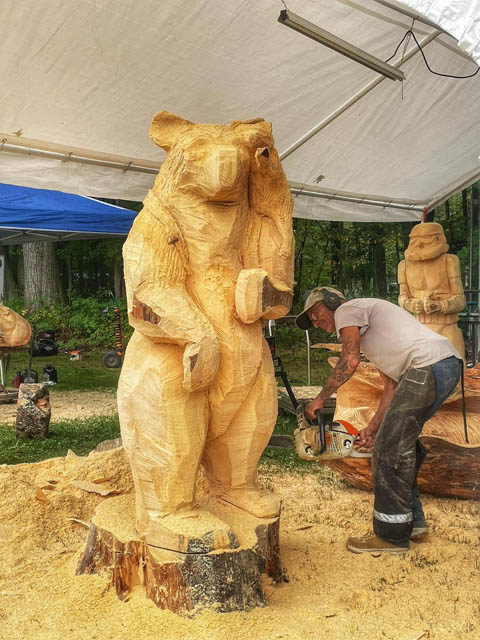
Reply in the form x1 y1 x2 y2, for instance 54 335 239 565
0 0 479 222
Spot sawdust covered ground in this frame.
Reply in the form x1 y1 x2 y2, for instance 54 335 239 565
1 445 479 640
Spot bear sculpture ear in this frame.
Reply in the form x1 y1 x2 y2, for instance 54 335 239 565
150 111 193 152
230 118 272 137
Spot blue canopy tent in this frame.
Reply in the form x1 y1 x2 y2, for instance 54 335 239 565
0 183 137 245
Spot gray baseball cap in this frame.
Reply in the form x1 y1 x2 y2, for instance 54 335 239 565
295 286 345 330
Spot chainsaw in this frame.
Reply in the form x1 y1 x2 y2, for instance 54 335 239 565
293 403 372 461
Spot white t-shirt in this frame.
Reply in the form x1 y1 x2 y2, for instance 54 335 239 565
334 298 460 382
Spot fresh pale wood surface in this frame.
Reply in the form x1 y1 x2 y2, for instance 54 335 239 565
329 359 480 498
0 304 31 347
331 358 480 445
117 111 294 554
398 222 466 359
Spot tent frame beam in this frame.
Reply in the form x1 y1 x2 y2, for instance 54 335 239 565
371 0 449 33
0 135 161 175
279 30 440 161
426 167 480 212
289 183 425 212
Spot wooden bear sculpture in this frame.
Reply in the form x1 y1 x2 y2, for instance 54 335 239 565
118 112 294 553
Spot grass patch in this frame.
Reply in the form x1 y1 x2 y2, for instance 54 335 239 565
1 329 335 468
6 351 120 392
0 415 120 465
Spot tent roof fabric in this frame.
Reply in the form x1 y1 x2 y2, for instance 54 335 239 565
0 0 479 222
0 183 136 244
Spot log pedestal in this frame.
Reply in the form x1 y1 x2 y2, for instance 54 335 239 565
77 493 283 615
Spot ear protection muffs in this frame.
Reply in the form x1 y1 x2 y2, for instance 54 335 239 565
320 288 342 311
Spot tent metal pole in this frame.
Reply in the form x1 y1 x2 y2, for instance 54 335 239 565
279 30 440 161
370 0 449 33
0 137 160 174
426 169 480 212
290 187 424 212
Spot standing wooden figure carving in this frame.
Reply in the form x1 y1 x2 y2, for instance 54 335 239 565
118 112 294 553
398 222 466 359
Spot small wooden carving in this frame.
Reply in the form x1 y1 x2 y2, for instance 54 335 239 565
109 111 293 611
398 222 466 359
15 383 51 439
0 304 31 347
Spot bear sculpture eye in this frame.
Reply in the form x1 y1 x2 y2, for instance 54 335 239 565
260 148 270 158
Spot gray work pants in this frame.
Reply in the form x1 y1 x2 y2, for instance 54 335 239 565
372 356 462 547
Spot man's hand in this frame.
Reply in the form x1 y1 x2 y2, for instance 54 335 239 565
356 370 398 449
356 423 378 449
306 397 323 421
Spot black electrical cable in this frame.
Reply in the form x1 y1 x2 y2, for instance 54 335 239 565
385 29 480 79
461 362 469 444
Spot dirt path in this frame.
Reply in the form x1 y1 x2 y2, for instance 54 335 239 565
0 447 478 640
0 390 117 424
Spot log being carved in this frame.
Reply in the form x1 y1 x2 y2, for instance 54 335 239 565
117 112 294 555
398 222 466 359
0 304 31 347
328 359 480 499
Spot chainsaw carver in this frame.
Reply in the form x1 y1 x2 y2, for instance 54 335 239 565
295 286 462 555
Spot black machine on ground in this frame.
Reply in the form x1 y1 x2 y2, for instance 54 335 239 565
102 292 124 369
30 330 59 357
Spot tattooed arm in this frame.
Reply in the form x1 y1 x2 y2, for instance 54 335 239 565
305 326 361 420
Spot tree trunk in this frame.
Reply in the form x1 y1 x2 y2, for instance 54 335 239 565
400 221 414 252
462 189 469 238
330 221 343 287
66 254 74 296
23 242 64 309
114 261 124 300
3 248 19 299
294 220 309 304
373 237 387 298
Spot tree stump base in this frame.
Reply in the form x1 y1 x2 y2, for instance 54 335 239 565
76 493 283 615
15 383 51 439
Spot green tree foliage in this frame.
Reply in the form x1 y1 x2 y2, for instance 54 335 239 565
4 186 480 351
292 182 480 309
6 295 132 351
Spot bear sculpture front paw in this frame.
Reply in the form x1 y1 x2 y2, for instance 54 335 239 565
215 487 281 519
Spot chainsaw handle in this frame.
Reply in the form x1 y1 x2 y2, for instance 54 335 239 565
314 410 326 454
